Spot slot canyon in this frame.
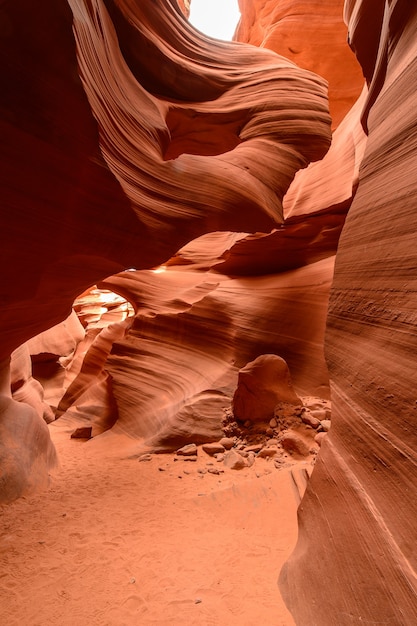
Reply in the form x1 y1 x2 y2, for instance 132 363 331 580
1 0 416 624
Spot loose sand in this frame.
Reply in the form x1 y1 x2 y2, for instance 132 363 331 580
0 422 300 625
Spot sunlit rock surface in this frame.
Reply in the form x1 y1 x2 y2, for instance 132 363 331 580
176 0 190 19
280 2 417 623
236 0 364 128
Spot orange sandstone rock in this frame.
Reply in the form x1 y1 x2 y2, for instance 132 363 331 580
233 355 301 422
280 2 417 624
236 0 364 128
0 0 331 498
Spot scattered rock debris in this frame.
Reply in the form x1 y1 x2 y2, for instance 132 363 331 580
135 396 330 478
223 449 248 470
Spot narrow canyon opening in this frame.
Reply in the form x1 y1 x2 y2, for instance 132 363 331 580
189 0 240 41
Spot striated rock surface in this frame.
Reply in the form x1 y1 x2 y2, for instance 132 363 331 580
0 0 331 498
236 0 364 128
0 0 331 363
176 0 190 19
55 259 332 455
280 2 417 624
5 3 417 624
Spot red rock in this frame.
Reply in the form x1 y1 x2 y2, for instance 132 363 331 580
257 447 277 459
218 437 235 450
10 345 54 425
244 444 263 454
233 355 301 422
0 359 57 503
280 3 417 625
300 412 321 429
223 450 248 470
176 444 198 456
320 420 331 432
176 0 190 19
2 2 415 623
78 263 333 453
236 0 364 129
202 443 225 456
27 310 85 361
280 432 311 457
314 432 327 447
309 409 328 421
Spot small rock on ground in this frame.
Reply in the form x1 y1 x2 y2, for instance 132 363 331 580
301 412 321 428
315 432 328 446
176 443 198 456
310 409 328 421
138 453 153 462
320 419 331 432
71 427 92 439
223 449 248 470
257 447 277 459
208 468 224 475
219 437 235 450
202 443 225 456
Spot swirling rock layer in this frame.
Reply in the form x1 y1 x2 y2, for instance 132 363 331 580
0 0 331 497
1 0 331 361
280 2 417 623
56 259 333 455
236 0 364 128
4 3 415 624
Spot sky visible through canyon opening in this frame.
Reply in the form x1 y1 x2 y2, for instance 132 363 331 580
189 0 240 41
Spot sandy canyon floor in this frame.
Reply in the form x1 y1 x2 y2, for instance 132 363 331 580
0 421 305 626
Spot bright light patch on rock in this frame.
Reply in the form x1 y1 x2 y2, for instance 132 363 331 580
189 0 240 41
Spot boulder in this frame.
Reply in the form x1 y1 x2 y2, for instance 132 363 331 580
232 355 301 422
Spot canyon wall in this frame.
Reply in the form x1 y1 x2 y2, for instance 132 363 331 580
236 0 364 127
0 0 331 498
1 0 417 624
279 1 417 623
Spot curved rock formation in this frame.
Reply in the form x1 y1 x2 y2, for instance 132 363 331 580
55 258 333 455
280 2 417 623
6 3 416 624
176 0 190 19
0 358 57 503
1 0 331 363
0 0 331 497
236 0 364 128
10 345 55 425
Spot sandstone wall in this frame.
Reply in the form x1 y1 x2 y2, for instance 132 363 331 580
0 0 331 498
236 0 364 127
280 2 417 623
